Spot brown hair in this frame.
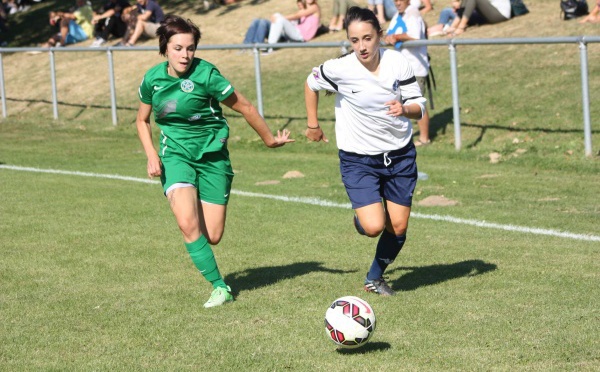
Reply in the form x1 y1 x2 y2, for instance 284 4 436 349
156 15 201 56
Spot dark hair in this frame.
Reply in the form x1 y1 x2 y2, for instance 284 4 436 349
344 6 382 36
156 15 201 56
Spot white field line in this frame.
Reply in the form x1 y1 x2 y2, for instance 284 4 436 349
2 164 599 242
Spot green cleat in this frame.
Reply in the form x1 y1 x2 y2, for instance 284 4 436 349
203 286 234 308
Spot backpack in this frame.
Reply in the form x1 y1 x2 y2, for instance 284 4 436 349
510 0 530 17
560 0 589 20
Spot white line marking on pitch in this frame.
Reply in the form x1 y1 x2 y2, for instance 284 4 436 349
2 164 598 242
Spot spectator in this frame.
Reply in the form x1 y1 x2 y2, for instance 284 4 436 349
384 0 431 146
446 0 511 36
90 0 131 47
264 0 321 54
121 0 164 46
41 0 93 48
411 0 433 14
328 0 356 32
579 0 600 23
383 0 432 20
368 0 386 25
428 0 460 37
242 18 270 45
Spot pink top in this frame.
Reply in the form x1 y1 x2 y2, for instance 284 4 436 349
297 14 320 41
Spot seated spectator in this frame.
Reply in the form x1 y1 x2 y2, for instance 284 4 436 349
428 0 461 36
265 0 321 54
41 0 93 47
383 0 432 20
90 0 131 47
243 18 270 45
579 0 600 23
328 0 356 32
368 0 386 25
413 0 433 14
446 0 511 36
120 0 164 46
384 0 431 146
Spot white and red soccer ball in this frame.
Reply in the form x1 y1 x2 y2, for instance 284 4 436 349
324 296 376 349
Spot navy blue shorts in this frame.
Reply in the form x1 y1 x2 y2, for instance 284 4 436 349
339 143 418 209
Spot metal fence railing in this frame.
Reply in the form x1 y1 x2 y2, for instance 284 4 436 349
0 35 598 156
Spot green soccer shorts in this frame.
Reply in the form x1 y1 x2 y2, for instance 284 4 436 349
160 149 234 205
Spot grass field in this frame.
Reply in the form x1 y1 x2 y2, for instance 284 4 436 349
1 0 599 370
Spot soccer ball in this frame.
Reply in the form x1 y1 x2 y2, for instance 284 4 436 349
324 296 376 349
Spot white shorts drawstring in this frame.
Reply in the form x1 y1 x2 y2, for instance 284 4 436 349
383 152 392 167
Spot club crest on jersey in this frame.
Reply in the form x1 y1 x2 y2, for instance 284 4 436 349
180 79 194 93
311 67 320 80
392 79 401 92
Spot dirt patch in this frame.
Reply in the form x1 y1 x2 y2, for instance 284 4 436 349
417 195 459 207
255 180 280 185
282 170 304 179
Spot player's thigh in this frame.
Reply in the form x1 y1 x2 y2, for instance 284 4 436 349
384 199 411 235
196 151 234 244
197 151 234 205
167 185 201 239
339 150 384 210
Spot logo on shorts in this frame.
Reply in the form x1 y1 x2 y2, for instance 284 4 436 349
188 114 202 121
220 137 227 144
392 79 401 92
180 79 194 93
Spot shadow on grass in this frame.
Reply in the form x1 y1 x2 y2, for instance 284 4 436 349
428 107 453 141
225 261 356 296
427 106 587 147
387 259 497 292
335 341 391 354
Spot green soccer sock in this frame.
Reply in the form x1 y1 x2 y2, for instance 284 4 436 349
184 235 227 289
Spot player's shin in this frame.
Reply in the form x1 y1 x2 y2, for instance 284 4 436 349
185 235 227 289
367 229 406 280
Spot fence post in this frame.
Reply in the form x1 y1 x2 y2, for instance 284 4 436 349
253 47 264 117
449 42 461 150
0 53 6 118
107 48 118 126
49 50 58 120
578 40 593 157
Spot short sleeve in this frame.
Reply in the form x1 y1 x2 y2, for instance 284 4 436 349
138 75 152 104
206 67 235 102
306 61 338 92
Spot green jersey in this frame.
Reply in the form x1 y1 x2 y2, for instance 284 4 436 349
138 58 235 161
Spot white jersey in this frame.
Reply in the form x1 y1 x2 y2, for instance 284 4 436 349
306 48 426 155
387 5 429 77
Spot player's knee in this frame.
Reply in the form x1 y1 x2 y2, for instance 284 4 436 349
205 233 223 246
177 218 200 242
361 221 385 237
389 223 408 237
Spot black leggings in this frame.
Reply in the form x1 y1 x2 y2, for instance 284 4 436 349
460 0 508 24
